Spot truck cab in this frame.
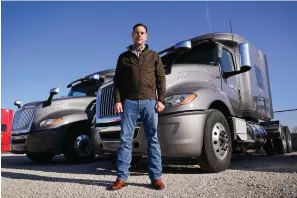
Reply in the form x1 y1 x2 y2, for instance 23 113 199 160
92 33 292 172
10 69 115 163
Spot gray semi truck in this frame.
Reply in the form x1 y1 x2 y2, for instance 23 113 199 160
10 69 115 164
91 32 293 173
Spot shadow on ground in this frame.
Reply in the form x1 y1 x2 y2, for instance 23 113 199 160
1 152 297 177
229 153 297 173
1 154 204 176
0 171 155 190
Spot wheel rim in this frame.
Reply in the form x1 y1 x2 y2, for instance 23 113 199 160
282 133 287 151
74 134 92 157
287 134 292 149
212 122 230 160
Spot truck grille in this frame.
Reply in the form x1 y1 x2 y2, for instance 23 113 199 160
99 128 139 141
12 107 36 131
99 83 117 117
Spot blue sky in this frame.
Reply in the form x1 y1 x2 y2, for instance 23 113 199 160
2 1 297 117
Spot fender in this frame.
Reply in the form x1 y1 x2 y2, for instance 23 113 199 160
61 113 90 126
162 85 234 117
34 113 90 131
195 88 234 116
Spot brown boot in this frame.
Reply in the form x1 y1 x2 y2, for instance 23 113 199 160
151 179 165 190
107 179 128 191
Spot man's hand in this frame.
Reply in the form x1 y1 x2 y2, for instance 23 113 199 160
114 103 123 114
155 101 165 112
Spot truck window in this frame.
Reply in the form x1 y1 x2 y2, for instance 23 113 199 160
67 81 98 97
255 65 265 90
220 48 235 72
174 42 217 66
1 124 7 132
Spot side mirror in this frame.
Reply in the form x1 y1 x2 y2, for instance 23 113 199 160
89 74 100 82
174 40 192 53
89 73 104 88
50 87 59 95
221 43 252 79
239 43 252 68
162 40 192 76
44 87 60 106
14 100 22 109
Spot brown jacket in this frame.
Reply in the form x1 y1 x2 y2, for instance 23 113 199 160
113 45 166 104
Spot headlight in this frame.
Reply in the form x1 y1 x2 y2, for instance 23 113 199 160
40 118 63 128
165 93 197 107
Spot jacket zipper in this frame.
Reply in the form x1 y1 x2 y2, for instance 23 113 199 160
130 50 142 100
138 53 141 99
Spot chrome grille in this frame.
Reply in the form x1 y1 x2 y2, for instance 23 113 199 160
12 107 36 131
99 83 117 117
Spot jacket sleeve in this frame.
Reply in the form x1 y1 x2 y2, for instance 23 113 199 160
155 53 166 103
113 55 122 104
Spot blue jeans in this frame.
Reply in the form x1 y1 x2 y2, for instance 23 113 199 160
117 99 162 182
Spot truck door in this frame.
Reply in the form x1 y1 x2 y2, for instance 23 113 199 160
219 47 241 114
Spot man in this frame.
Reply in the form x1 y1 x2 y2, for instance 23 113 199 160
108 23 166 190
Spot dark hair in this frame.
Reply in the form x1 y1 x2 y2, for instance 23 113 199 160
133 23 147 33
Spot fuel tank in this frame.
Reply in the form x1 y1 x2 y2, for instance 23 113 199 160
246 122 268 145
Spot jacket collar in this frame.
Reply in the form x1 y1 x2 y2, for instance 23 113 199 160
127 44 149 52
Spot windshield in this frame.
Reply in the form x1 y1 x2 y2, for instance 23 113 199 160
161 42 217 68
67 81 98 97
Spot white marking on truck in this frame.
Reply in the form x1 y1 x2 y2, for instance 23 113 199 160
176 72 187 79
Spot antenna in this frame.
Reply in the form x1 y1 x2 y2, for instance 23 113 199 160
229 21 238 67
205 2 212 32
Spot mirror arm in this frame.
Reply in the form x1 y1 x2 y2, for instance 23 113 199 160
222 66 251 79
43 93 55 106
222 71 240 79
43 94 55 107
222 72 232 79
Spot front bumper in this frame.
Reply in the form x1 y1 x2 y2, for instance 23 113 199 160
92 110 206 157
91 123 144 155
10 129 68 154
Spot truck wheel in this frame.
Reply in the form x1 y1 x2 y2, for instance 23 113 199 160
285 129 293 153
26 152 55 163
63 128 95 164
198 109 232 173
263 139 275 156
273 127 287 155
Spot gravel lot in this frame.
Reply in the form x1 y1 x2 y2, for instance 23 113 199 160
1 152 297 198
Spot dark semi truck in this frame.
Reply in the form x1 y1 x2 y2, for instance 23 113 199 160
10 69 115 164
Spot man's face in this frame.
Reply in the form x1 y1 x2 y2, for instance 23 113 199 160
132 26 147 47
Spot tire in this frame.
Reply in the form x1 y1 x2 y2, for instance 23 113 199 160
198 109 232 173
285 128 293 153
263 139 275 156
63 126 95 164
26 152 55 163
273 127 287 155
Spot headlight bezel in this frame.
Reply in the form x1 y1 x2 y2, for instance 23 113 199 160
39 118 63 128
164 93 197 107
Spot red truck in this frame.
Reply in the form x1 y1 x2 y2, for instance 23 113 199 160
1 108 14 152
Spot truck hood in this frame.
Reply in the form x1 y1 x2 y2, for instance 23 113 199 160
164 63 221 96
22 96 94 108
27 96 96 131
